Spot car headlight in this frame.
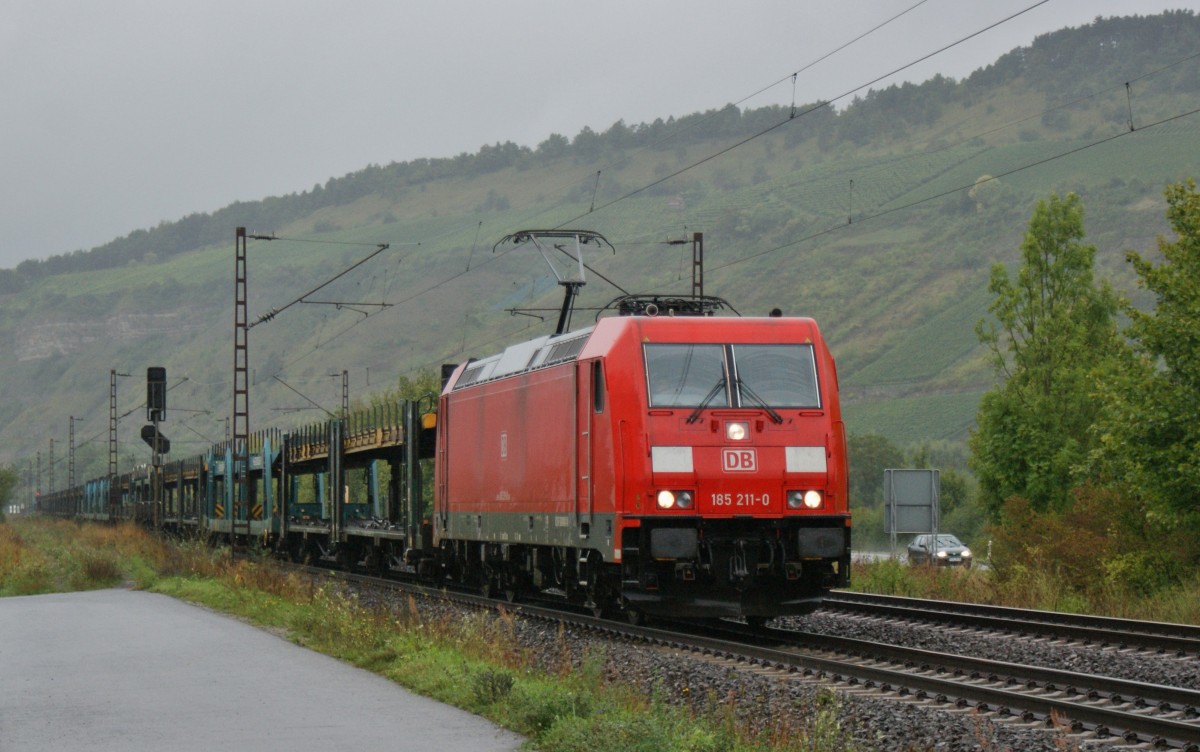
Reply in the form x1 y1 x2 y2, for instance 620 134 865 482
937 550 948 558
961 549 971 558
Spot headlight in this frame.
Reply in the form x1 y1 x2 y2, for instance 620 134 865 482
787 490 824 509
726 421 749 441
937 550 948 558
961 549 971 558
656 490 693 510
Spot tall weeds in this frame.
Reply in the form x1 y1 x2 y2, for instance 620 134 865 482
851 557 1200 624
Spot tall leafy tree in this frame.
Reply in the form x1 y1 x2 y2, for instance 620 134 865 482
971 193 1122 516
847 433 905 509
0 465 17 519
1095 180 1200 544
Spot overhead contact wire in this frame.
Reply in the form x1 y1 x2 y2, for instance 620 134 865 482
709 106 1200 273
554 0 1052 227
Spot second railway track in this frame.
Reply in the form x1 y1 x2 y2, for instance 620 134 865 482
822 591 1200 657
309 564 1200 751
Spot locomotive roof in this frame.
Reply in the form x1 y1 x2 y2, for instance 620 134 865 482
453 326 595 389
451 315 822 392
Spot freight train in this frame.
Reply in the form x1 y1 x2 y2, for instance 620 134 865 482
38 232 851 624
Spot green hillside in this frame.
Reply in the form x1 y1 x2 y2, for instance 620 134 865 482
3 12 1199 482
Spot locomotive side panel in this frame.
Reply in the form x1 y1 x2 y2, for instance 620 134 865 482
441 363 608 548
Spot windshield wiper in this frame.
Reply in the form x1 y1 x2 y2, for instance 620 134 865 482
736 378 784 424
686 376 726 424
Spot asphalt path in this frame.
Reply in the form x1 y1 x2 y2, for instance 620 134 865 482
0 588 525 751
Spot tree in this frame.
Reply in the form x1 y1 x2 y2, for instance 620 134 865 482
1094 180 1200 546
536 133 569 161
970 193 1123 517
847 433 905 509
367 368 443 409
0 465 17 520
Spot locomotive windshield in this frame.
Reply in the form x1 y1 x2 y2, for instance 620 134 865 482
644 344 729 407
644 343 820 409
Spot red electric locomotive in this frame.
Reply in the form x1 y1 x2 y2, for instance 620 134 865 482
434 239 850 622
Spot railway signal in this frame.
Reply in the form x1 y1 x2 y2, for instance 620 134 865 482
147 366 166 422
140 424 170 455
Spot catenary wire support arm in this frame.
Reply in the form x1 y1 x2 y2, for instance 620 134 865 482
248 238 393 328
272 376 338 419
299 300 394 318
663 232 704 299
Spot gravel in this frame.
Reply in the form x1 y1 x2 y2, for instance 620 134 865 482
357 582 1196 751
785 609 1200 691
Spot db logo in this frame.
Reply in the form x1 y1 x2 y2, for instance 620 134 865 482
722 448 757 472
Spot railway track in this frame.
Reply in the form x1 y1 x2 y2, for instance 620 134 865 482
305 565 1200 750
715 620 1200 751
822 591 1200 657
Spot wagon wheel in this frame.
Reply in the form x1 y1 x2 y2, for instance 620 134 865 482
502 574 520 604
366 546 386 576
479 565 503 599
335 543 357 572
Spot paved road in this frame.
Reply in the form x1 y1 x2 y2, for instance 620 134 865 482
0 588 525 752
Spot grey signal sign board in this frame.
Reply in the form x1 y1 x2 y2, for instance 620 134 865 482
884 468 939 535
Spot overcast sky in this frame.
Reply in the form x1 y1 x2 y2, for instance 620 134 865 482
3 0 1197 270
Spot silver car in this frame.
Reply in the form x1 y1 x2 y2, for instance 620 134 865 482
907 534 972 567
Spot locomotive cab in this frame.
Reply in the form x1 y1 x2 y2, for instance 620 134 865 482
604 316 851 619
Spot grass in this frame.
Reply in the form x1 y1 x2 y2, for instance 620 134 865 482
842 390 984 443
849 556 1200 624
0 518 167 595
6 517 1196 751
0 517 868 752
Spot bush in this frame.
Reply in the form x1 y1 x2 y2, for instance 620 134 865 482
986 484 1190 605
507 679 591 733
470 667 515 705
539 707 732 752
1103 551 1184 595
